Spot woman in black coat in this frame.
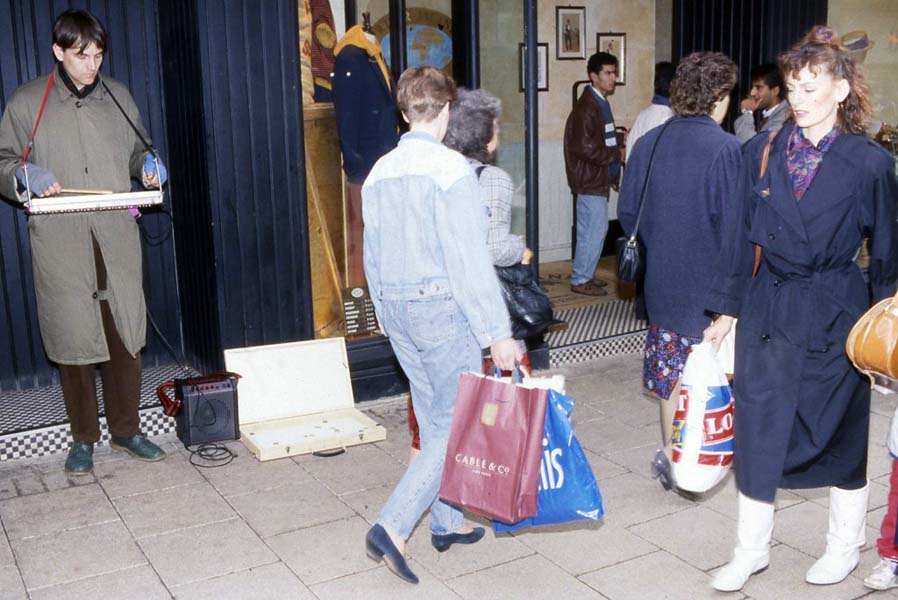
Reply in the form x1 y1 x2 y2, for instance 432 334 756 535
704 26 898 592
618 52 741 496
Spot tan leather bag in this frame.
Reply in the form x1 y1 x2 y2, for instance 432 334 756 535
846 294 898 380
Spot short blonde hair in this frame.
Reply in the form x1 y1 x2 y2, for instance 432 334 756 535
397 66 457 124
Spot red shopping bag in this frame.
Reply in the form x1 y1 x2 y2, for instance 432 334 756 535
439 371 548 523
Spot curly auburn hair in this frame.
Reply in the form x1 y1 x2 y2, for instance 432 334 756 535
780 25 873 135
397 66 457 124
443 88 501 164
670 52 737 117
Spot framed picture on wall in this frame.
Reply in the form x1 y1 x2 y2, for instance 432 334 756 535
556 7 586 59
596 32 627 84
519 43 549 92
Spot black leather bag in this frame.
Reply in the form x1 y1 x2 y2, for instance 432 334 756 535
615 118 674 284
495 263 555 340
616 235 645 283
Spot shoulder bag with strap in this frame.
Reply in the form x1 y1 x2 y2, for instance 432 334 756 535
615 117 675 283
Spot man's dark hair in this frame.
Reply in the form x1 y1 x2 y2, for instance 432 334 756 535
587 52 618 75
653 61 676 97
52 9 107 53
750 63 784 97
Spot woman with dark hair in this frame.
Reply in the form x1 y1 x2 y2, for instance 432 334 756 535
618 51 741 496
704 26 898 591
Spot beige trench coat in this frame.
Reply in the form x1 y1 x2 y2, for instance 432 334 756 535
0 69 150 365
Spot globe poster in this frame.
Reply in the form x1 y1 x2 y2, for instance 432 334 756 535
372 8 453 75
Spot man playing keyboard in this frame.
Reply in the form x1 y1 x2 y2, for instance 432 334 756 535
0 9 169 475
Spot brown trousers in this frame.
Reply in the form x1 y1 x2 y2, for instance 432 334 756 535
58 236 141 443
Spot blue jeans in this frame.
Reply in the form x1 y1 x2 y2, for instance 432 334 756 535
571 194 608 286
376 292 482 539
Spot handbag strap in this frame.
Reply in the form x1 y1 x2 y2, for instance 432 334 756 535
752 130 778 277
21 71 56 166
626 117 676 240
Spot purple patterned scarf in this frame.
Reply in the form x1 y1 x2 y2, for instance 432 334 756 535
785 126 840 200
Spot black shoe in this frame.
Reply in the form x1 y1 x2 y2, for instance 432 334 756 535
365 524 418 584
431 527 485 552
64 442 94 475
650 450 700 501
650 449 674 491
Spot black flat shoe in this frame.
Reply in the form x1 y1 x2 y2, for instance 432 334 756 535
431 527 485 552
365 524 418 584
650 449 700 501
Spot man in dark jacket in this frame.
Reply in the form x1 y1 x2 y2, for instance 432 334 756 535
564 52 624 296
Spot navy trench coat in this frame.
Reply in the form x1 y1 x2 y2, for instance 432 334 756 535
707 125 898 502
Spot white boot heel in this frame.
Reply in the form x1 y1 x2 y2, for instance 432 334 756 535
711 492 775 592
806 483 869 585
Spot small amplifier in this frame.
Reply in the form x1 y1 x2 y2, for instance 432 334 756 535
157 372 240 447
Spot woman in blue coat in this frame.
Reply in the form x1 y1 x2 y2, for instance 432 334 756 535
618 51 742 495
704 26 898 592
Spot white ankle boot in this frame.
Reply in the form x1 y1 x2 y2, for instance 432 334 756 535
806 482 869 585
711 492 775 592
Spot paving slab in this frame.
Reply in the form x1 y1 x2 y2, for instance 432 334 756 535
339 484 394 524
266 516 377 585
0 483 117 541
114 481 238 539
0 565 26 600
137 518 277 588
28 564 169 600
94 453 203 499
585 449 628 481
772 500 878 559
227 478 355 538
309 558 458 600
594 472 693 528
0 527 13 566
628 505 737 571
170 562 315 600
12 520 145 590
735 544 869 599
574 417 659 457
408 523 534 580
447 553 603 599
197 449 313 498
299 443 406 495
514 521 657 575
580 550 722 600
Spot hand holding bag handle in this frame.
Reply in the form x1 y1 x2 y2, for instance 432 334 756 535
616 117 676 283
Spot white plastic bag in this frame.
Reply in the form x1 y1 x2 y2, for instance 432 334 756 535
670 343 734 492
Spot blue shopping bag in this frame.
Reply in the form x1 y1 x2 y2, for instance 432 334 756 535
493 389 604 531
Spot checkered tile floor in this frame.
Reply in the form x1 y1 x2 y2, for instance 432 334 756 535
0 364 196 461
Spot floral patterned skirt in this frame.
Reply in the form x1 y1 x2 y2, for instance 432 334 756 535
643 324 701 400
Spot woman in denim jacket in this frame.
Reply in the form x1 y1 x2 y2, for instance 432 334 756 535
361 66 521 584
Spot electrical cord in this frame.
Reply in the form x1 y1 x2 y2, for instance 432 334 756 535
138 208 173 247
187 442 235 467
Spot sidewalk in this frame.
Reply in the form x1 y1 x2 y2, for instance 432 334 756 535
0 352 895 599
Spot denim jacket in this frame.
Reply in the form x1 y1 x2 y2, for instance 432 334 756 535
362 131 511 348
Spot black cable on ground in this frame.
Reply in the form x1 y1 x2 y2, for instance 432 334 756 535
187 442 235 468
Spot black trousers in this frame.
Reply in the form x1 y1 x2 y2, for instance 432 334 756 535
58 235 141 443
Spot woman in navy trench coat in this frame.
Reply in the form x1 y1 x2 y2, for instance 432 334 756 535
705 27 898 592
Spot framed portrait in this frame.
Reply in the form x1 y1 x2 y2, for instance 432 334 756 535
556 7 586 60
596 32 627 84
519 43 549 92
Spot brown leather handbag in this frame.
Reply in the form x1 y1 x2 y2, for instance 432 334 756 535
846 294 898 380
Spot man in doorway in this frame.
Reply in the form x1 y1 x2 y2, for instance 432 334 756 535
563 52 624 296
0 9 168 474
734 63 789 143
